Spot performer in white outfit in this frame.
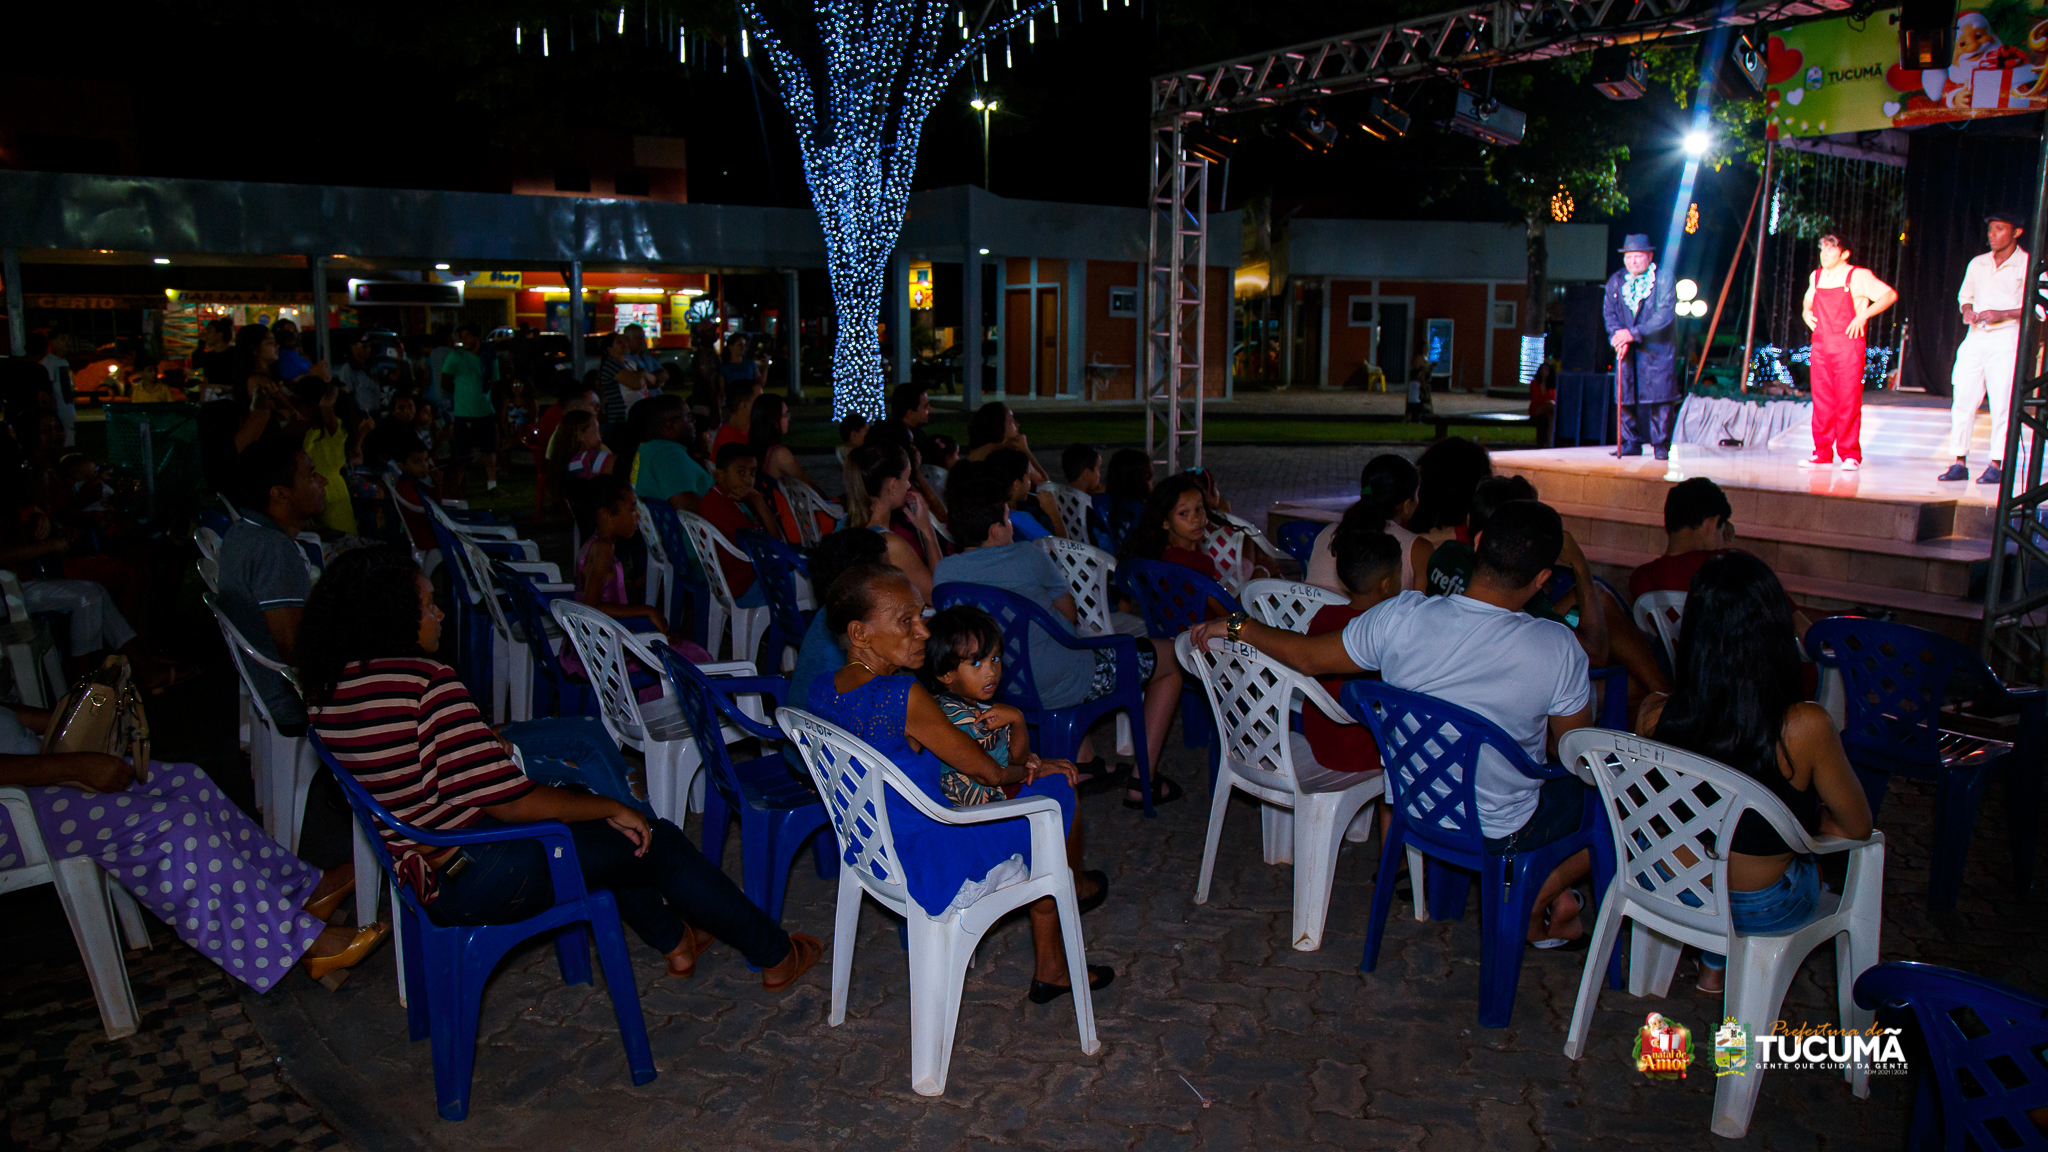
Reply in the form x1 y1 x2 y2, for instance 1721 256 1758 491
1941 213 2031 485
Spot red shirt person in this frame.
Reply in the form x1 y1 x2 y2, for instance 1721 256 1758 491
697 442 785 601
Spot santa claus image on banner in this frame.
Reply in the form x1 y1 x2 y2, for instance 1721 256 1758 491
1890 8 2046 121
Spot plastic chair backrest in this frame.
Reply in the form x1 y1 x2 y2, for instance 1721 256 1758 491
740 531 812 647
930 582 1075 714
1631 590 1686 672
549 600 660 748
192 529 223 591
1275 519 1324 570
783 482 842 548
1219 511 1286 563
1033 537 1117 638
1806 616 2008 771
203 591 301 728
1242 578 1348 634
494 561 571 684
1556 728 1825 939
641 498 708 589
0 570 30 626
635 496 675 580
1341 679 1544 857
1853 961 2048 1150
1202 524 1253 594
654 642 775 803
1121 558 1244 639
922 464 949 494
675 509 749 612
775 706 914 910
1177 633 1346 795
1040 482 1092 543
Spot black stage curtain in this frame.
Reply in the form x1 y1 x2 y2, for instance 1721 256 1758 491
1899 121 2043 396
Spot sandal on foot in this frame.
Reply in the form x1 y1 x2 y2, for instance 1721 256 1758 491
1073 758 1127 797
1028 964 1115 1004
303 923 390 982
302 874 357 924
1076 869 1109 915
665 925 717 979
1122 774 1186 810
761 933 824 992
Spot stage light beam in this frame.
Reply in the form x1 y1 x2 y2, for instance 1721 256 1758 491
1683 131 1711 158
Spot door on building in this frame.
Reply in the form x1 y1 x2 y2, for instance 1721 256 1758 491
1035 287 1060 397
1004 288 1032 395
1376 301 1411 383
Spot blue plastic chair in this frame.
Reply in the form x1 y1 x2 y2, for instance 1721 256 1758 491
641 500 712 648
739 531 812 674
1120 558 1244 787
1539 568 1633 730
1343 679 1614 1029
1275 519 1324 571
494 561 597 719
1091 494 1140 554
1807 616 2046 911
1854 961 2048 1150
929 581 1158 817
653 643 834 931
428 518 538 704
308 734 655 1120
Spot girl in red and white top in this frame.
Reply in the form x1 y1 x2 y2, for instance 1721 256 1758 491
297 545 821 988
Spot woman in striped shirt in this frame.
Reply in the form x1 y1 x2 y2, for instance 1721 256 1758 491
298 546 822 988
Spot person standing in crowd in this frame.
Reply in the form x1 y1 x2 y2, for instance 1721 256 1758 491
334 333 384 419
598 334 653 430
27 332 76 445
1798 235 1896 473
443 324 497 494
622 323 667 392
719 333 758 390
1942 212 2032 485
1603 234 1679 461
273 318 314 381
190 317 236 387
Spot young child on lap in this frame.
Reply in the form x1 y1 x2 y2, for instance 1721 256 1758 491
921 606 1069 806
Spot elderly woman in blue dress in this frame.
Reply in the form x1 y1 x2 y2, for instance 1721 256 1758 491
805 562 1112 1003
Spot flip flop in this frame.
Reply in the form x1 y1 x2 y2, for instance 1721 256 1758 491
1028 964 1115 1004
1122 774 1185 810
1073 758 1128 797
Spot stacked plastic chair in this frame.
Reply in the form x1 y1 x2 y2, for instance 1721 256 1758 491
738 531 814 674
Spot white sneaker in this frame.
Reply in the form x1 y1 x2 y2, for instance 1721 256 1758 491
1839 459 1859 472
1344 809 1375 843
1797 455 1832 470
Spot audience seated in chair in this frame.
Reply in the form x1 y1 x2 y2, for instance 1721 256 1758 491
698 443 789 610
1306 454 1421 595
1302 526 1407 844
625 395 714 516
843 443 943 599
804 562 1110 1002
217 436 326 738
1637 551 1872 994
298 545 822 988
1118 474 1276 602
1191 500 1597 946
1404 437 1494 592
933 480 1184 809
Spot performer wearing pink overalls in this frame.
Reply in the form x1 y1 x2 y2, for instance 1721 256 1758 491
1799 234 1897 471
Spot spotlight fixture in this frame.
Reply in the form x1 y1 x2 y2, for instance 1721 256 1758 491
1711 33 1768 101
1184 122 1238 165
1587 46 1647 100
1287 108 1338 154
1444 88 1524 146
1682 130 1711 158
1355 94 1410 140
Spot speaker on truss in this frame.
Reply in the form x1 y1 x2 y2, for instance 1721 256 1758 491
1711 33 1769 100
1587 46 1647 100
1444 88 1524 146
1897 0 1957 68
1356 94 1410 140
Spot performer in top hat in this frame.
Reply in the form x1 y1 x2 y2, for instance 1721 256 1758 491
1798 234 1896 472
1940 212 2030 484
1602 234 1680 460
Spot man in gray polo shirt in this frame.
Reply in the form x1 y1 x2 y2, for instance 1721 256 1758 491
217 436 328 735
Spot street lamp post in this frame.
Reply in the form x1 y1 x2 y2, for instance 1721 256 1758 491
970 97 999 191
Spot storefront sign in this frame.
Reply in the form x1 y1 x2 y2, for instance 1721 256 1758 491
164 289 316 305
1765 6 2047 137
29 294 165 310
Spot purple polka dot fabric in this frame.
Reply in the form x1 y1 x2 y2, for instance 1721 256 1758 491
0 763 326 993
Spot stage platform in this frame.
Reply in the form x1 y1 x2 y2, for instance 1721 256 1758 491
1266 395 2017 640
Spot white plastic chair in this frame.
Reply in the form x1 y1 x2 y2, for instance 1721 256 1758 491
777 706 1099 1096
927 506 952 546
1034 538 1118 638
1177 634 1424 950
1220 511 1288 566
1242 578 1349 634
0 569 66 709
1201 524 1254 596
204 593 380 931
784 482 844 548
635 497 678 632
673 509 771 665
548 600 756 823
443 529 564 724
1558 729 1885 1139
921 464 949 494
1631 590 1685 672
192 527 223 593
1040 482 1092 543
1 787 149 1037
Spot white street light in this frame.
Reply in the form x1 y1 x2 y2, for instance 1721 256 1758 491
970 97 1000 190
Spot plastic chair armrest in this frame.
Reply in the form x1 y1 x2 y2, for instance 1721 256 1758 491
1805 830 1884 855
706 674 789 740
916 791 1064 827
502 560 563 584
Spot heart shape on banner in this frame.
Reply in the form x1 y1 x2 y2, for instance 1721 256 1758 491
1884 99 1903 117
1785 88 1804 106
1766 36 1803 84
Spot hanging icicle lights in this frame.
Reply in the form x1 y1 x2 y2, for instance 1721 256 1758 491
740 0 1057 419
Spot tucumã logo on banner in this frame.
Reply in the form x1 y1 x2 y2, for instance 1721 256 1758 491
1763 5 2047 138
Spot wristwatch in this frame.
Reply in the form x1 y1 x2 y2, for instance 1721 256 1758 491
1225 611 1249 643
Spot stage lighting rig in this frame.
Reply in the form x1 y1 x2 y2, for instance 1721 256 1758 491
1287 107 1339 153
1184 122 1237 165
1355 94 1410 141
1587 46 1647 100
1444 87 1524 146
1898 0 1957 68
1712 33 1768 100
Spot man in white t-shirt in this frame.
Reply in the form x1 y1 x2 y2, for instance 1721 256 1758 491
1941 212 2033 485
1189 499 1595 946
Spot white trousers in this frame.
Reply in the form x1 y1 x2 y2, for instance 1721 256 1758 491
1949 327 2018 460
22 579 137 655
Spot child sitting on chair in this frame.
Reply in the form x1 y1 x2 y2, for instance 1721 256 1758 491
920 605 1071 807
562 475 712 697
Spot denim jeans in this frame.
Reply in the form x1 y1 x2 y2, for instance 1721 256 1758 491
424 817 793 968
1696 856 1820 970
1483 776 1588 856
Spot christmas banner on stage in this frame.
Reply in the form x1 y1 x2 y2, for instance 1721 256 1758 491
1764 6 2047 137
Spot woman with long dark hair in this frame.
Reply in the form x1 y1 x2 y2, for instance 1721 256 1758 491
1636 551 1870 994
962 401 1049 484
1306 453 1420 594
298 546 822 988
744 392 817 541
1404 437 1493 591
842 442 942 598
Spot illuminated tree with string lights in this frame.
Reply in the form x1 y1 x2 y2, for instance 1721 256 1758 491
741 0 1051 419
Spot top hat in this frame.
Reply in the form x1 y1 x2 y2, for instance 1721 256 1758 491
1618 233 1656 253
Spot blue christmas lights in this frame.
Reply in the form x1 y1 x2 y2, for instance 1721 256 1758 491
741 0 1052 419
